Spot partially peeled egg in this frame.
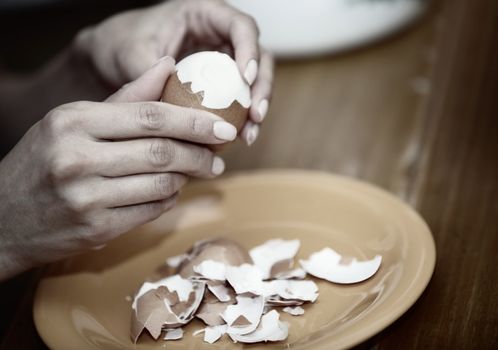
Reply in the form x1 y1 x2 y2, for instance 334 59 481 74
161 51 251 144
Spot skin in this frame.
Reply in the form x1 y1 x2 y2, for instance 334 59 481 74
0 0 274 281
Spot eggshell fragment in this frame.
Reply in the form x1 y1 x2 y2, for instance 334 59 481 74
203 325 228 344
282 306 305 316
273 268 307 280
222 296 265 335
164 328 183 340
177 238 252 278
250 239 301 279
228 310 289 343
196 301 233 326
131 288 180 342
206 280 235 303
225 264 264 295
300 247 382 284
166 254 187 269
132 275 193 310
193 260 227 281
130 278 205 342
262 280 318 302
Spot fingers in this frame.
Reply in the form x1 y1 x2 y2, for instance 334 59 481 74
240 50 273 146
200 1 260 85
106 56 176 103
95 138 224 178
230 17 260 85
116 40 161 83
95 173 187 208
103 194 179 238
81 101 237 144
240 121 260 147
249 49 274 123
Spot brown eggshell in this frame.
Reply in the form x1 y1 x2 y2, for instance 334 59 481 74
161 73 248 151
177 238 252 278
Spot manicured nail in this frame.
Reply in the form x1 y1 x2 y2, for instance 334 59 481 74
244 59 258 85
212 156 225 175
246 124 260 146
257 99 269 122
213 121 237 141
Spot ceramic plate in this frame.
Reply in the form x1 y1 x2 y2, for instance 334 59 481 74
34 170 435 350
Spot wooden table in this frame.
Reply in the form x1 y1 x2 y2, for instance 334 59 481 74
1 0 497 348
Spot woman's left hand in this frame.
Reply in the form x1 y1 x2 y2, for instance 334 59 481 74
76 0 274 145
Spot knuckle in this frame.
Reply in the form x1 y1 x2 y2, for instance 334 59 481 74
43 102 89 135
147 139 174 167
48 153 84 182
137 103 165 131
153 174 176 197
143 201 164 221
163 195 178 212
191 147 213 176
73 211 117 247
43 108 72 134
63 190 97 214
186 114 205 137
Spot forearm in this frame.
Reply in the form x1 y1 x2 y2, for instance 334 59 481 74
0 43 112 147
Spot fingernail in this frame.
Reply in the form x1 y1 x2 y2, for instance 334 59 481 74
213 121 237 141
257 99 269 122
246 124 260 146
244 59 258 85
212 156 225 175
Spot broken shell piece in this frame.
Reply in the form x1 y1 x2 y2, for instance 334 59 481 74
164 328 183 340
193 260 227 280
132 275 194 310
204 325 228 344
262 280 319 302
300 247 382 284
166 254 187 269
250 239 301 279
206 280 235 303
196 301 233 326
282 306 305 316
131 280 205 342
225 264 264 295
131 289 180 342
177 238 252 278
273 268 307 280
222 296 265 335
228 310 289 343
265 297 304 307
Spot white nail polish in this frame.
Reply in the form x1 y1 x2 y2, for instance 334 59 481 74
257 99 269 122
213 121 237 141
244 59 258 85
212 156 225 175
246 125 260 146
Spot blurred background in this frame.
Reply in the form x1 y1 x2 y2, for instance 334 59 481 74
0 0 497 349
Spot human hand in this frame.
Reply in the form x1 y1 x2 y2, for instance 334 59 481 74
75 0 274 145
0 58 236 280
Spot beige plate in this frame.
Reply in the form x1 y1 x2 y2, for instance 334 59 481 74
34 170 436 350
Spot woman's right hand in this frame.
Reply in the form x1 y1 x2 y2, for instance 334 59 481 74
0 57 236 281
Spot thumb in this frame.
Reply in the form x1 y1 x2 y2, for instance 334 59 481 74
105 56 176 103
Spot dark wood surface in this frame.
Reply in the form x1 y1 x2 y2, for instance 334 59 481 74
1 0 497 348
